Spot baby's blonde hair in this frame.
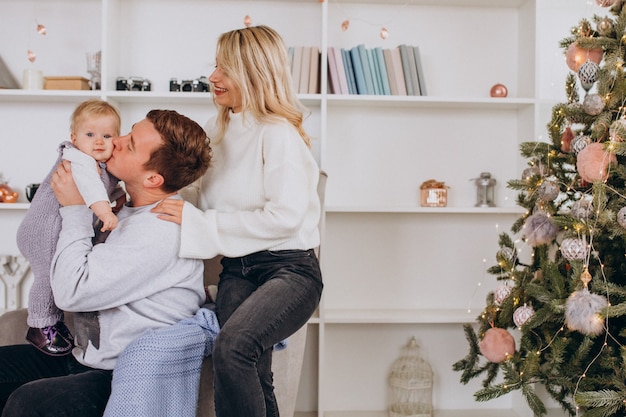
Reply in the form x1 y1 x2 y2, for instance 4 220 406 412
70 99 121 136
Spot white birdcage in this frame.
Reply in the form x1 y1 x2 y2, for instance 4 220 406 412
388 337 433 417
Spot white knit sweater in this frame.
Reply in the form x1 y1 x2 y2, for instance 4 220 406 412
180 112 320 259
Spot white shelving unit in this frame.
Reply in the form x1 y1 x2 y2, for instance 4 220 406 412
0 0 599 415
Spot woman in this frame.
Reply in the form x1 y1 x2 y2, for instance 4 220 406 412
153 25 323 417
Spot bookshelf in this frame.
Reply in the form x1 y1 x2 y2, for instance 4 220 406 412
0 0 596 415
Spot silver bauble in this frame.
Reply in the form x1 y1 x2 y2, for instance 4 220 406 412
571 199 594 219
578 61 600 92
537 180 559 202
582 93 605 115
598 17 614 36
571 135 592 154
560 237 588 261
513 304 535 327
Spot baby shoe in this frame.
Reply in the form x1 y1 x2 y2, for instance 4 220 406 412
26 322 74 356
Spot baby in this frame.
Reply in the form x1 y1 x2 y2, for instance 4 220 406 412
16 99 125 355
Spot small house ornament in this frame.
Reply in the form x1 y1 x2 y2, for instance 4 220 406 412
419 179 448 207
388 337 433 417
474 172 496 207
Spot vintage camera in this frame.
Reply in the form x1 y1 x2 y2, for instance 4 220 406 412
116 76 151 91
170 76 209 92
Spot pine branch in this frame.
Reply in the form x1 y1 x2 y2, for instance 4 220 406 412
574 389 625 417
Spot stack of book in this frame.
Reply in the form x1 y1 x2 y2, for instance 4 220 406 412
327 44 426 96
289 46 321 94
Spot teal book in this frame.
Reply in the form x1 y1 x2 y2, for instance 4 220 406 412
366 47 381 95
349 46 368 94
374 47 391 95
398 44 415 95
413 46 427 96
356 44 375 94
341 48 357 94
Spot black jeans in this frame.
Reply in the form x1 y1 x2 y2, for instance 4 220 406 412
0 344 112 417
213 249 323 417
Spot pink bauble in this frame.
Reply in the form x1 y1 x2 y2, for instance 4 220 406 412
479 328 515 363
566 43 604 72
577 142 616 182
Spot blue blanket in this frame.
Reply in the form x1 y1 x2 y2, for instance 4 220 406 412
103 307 220 417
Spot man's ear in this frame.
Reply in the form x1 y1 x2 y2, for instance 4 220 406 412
144 173 165 189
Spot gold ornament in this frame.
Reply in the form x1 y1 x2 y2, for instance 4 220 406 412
341 19 349 32
36 23 46 35
380 27 388 40
580 267 592 287
27 50 36 63
243 15 252 27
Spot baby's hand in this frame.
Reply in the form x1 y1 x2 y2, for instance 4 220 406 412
99 212 118 232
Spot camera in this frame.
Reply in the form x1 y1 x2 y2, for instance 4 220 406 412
170 76 209 92
116 76 151 91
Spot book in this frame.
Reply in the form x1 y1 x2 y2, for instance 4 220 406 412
398 44 415 95
374 47 391 95
349 46 367 94
341 48 357 94
299 46 311 94
332 46 349 94
405 45 421 95
390 47 407 96
413 46 427 96
382 48 399 95
327 47 341 94
308 47 320 94
366 48 381 95
291 46 304 93
357 44 375 94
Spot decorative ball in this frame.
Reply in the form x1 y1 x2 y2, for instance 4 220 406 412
493 283 512 306
490 83 508 98
561 126 575 153
513 304 535 327
565 288 607 336
566 43 603 72
617 207 626 228
577 142 616 182
523 212 558 247
571 134 592 154
537 179 559 202
609 118 626 142
598 17 615 36
578 60 600 91
497 247 515 262
571 199 594 219
582 93 605 115
560 237 588 261
479 328 515 363
596 0 616 6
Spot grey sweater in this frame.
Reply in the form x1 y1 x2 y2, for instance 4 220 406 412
50 198 205 370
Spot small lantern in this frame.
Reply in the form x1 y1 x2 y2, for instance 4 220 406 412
388 337 433 417
474 172 496 207
419 179 448 207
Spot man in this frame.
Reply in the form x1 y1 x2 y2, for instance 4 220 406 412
0 109 212 416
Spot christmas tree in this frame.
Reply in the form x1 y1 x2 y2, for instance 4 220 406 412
453 2 626 417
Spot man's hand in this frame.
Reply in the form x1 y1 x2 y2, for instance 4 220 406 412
51 160 85 206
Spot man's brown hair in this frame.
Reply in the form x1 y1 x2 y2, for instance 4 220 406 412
144 109 211 193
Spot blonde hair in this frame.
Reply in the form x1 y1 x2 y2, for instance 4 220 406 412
213 25 311 147
70 99 121 136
